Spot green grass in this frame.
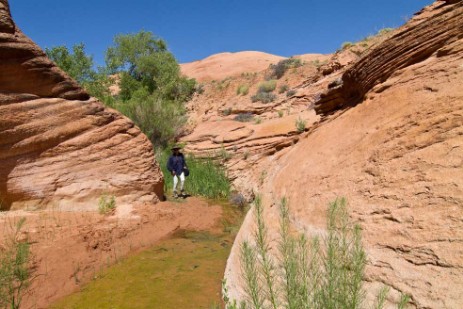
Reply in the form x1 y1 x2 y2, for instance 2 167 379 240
158 149 230 199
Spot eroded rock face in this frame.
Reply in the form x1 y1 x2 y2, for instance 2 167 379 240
315 0 463 116
0 0 163 210
222 1 463 308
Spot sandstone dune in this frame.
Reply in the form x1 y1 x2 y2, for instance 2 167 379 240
180 51 285 82
0 0 163 210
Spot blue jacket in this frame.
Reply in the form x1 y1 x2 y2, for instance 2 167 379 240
167 153 186 176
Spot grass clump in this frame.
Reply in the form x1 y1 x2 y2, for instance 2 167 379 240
286 89 296 97
0 218 31 309
224 197 410 309
159 149 230 199
378 27 394 35
269 57 303 79
196 83 205 94
251 92 276 104
278 84 289 94
222 108 232 116
234 113 254 122
251 80 277 103
257 80 277 93
237 85 250 96
295 117 306 133
217 78 232 91
98 195 116 214
342 41 354 50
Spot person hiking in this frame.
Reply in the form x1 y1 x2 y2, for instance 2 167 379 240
167 145 188 198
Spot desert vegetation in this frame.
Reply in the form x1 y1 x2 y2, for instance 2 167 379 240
223 197 410 309
268 57 303 79
98 195 116 214
46 31 196 148
158 149 230 199
251 80 277 103
0 219 31 309
237 84 250 96
235 113 255 122
47 31 233 199
295 117 306 133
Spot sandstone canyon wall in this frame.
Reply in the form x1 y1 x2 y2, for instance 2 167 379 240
218 1 462 308
0 0 163 210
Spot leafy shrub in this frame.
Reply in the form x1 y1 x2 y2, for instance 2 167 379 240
286 89 296 97
254 117 262 124
236 85 249 96
0 218 31 309
295 117 306 132
224 197 410 309
278 84 289 94
234 113 254 122
257 80 277 93
269 57 303 79
98 195 116 214
251 92 276 104
277 110 284 118
159 149 230 199
115 92 187 148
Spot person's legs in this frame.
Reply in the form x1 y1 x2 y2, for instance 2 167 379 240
173 174 179 197
179 172 185 194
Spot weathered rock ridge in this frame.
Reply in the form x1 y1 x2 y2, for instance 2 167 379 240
315 0 463 115
0 0 163 210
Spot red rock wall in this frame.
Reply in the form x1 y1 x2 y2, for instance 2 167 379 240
0 0 164 210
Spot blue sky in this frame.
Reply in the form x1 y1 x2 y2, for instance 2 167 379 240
10 0 432 65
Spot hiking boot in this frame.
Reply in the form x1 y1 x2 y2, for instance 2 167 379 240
173 191 178 198
180 190 186 197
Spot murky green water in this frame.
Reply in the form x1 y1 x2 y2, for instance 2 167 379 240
51 202 244 309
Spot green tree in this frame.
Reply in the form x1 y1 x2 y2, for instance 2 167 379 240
105 31 195 102
47 31 197 148
46 43 94 84
105 31 196 147
46 44 114 105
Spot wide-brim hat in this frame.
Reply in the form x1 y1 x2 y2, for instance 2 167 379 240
171 144 182 150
